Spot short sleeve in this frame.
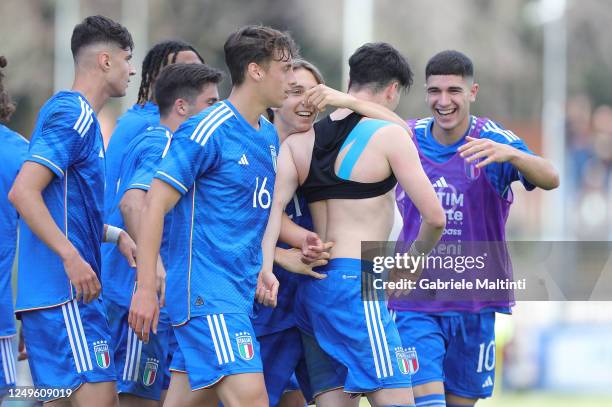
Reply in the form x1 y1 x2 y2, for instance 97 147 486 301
154 128 221 195
124 136 169 192
28 101 89 178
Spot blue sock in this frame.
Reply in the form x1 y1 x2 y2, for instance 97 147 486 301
415 393 447 407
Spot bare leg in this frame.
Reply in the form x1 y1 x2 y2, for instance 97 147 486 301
366 387 415 407
315 388 359 407
278 389 307 407
162 372 218 407
215 373 268 407
446 393 478 406
119 393 159 407
68 382 119 407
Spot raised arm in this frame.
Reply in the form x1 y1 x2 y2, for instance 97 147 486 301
304 84 410 131
385 126 446 254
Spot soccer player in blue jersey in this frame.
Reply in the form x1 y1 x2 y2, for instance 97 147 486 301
8 16 138 406
390 50 559 407
260 42 446 407
128 25 298 407
105 63 222 407
0 55 28 403
257 59 416 407
104 40 204 225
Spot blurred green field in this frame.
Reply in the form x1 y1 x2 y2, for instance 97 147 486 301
356 393 612 406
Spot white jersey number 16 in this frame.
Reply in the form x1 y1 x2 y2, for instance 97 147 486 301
253 176 271 209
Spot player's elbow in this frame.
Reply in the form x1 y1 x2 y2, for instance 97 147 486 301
545 170 560 190
424 207 446 231
8 180 25 210
119 195 143 220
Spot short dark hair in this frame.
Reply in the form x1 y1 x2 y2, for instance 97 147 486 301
154 63 223 116
425 50 474 79
71 15 134 59
223 25 298 86
0 55 16 123
137 40 205 105
348 42 413 92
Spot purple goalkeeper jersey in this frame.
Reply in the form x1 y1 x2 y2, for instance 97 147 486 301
389 117 514 314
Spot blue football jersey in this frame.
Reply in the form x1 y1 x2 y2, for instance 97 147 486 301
154 100 279 325
102 125 172 307
0 124 28 336
413 116 535 197
251 191 313 337
104 101 159 222
16 91 106 311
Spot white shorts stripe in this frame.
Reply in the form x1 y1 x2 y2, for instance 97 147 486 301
123 328 133 381
71 300 93 371
193 106 231 143
73 97 86 131
66 301 88 372
1 338 12 384
62 303 83 373
219 315 235 362
190 104 228 141
372 287 394 376
207 315 223 365
133 338 143 381
8 340 16 383
365 274 389 377
362 276 382 379
127 330 139 381
200 111 234 147
212 315 229 364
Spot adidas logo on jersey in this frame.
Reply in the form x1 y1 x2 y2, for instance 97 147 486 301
482 375 494 388
194 296 204 306
238 154 249 165
432 177 448 188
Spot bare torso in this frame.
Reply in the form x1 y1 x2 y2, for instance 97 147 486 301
287 112 398 259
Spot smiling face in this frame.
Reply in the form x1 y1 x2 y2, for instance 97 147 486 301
275 67 320 136
426 74 478 136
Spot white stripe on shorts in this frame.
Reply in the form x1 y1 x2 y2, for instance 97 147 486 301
212 314 229 364
219 314 235 362
1 337 15 384
62 301 88 373
207 315 223 365
122 327 134 381
71 300 93 371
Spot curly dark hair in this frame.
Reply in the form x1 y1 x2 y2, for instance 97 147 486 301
136 40 204 105
0 55 16 123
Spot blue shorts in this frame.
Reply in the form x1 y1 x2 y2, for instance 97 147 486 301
1 336 16 396
164 328 178 390
392 310 496 399
169 313 262 390
258 327 312 405
294 258 411 395
105 299 172 400
20 299 116 400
